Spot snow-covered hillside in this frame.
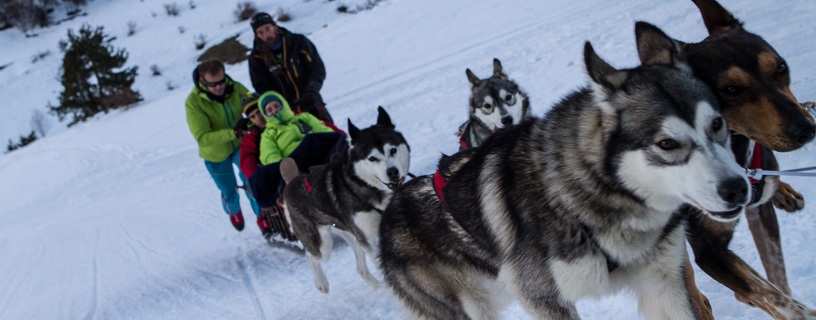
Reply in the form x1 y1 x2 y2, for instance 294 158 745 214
1 0 815 319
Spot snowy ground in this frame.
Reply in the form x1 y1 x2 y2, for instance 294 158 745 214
1 0 815 319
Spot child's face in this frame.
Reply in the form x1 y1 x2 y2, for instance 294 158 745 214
248 109 266 127
265 100 282 116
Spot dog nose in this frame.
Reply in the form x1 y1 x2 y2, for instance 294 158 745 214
786 119 816 145
387 167 399 181
501 116 513 125
717 177 749 207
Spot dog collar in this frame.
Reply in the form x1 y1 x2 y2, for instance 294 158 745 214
304 177 313 192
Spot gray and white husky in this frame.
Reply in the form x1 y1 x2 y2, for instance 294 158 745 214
458 58 531 150
282 106 410 294
378 26 750 320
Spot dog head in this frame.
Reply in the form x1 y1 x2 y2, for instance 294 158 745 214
465 58 531 131
671 0 816 151
586 22 749 222
347 106 411 191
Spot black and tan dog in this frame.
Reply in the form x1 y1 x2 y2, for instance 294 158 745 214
638 0 816 318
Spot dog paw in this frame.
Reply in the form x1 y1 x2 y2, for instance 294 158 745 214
773 182 805 213
315 279 330 294
363 274 380 290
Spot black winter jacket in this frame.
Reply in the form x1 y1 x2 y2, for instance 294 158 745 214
248 28 325 107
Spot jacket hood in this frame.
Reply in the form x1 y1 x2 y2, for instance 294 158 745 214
259 91 294 125
191 66 235 102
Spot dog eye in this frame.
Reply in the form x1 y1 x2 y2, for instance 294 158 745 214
505 94 513 101
721 85 742 96
390 148 397 156
776 63 787 75
483 103 492 109
712 117 724 131
657 139 680 151
368 156 379 162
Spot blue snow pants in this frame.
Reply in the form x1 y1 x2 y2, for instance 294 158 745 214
204 150 261 217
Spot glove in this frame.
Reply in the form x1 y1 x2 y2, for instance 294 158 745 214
233 118 250 139
299 91 322 110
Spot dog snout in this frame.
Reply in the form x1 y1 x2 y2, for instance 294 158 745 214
786 119 816 146
501 116 513 126
717 177 749 207
387 167 400 181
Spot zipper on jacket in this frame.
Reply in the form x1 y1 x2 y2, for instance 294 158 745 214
281 37 301 101
221 101 237 152
301 50 312 62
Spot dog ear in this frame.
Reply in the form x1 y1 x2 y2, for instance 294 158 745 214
377 106 395 128
492 58 508 80
348 119 360 142
466 69 481 88
691 0 743 34
635 21 685 66
584 41 627 90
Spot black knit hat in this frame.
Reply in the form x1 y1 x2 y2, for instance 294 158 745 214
250 12 275 32
242 93 260 117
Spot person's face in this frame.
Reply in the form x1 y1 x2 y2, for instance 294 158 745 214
255 23 279 46
248 108 266 127
265 100 282 116
201 70 227 96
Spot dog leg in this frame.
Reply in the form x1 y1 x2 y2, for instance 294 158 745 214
745 203 791 295
682 248 714 320
308 226 334 294
631 229 697 320
773 181 805 212
308 252 330 294
335 228 380 290
687 211 816 319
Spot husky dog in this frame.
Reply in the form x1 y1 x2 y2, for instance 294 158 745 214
378 26 750 320
458 59 531 150
281 107 410 294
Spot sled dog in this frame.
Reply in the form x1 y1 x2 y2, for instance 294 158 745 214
282 107 410 294
643 1 816 318
378 26 750 320
458 58 531 150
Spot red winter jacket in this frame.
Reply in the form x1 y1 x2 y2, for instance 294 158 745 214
240 129 263 179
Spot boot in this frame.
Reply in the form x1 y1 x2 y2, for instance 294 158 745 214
230 210 245 231
280 157 300 184
257 215 273 239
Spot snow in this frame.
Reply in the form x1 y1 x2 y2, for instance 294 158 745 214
0 0 815 319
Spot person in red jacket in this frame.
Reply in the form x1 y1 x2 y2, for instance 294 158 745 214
235 93 274 238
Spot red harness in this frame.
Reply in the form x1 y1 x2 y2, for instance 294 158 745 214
748 142 763 185
433 170 454 212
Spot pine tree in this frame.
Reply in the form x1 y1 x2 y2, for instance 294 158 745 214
52 24 141 125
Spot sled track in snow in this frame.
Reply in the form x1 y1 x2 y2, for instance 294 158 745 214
236 246 267 320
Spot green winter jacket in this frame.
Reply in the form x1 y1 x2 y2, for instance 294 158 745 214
259 91 333 165
185 73 251 162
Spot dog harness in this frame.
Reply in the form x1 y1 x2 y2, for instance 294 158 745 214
748 142 763 185
433 170 619 273
457 122 473 150
746 141 767 205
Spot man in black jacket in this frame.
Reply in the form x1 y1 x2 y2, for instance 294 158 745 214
248 12 334 123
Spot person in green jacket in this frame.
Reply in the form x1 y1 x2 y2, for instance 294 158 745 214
185 59 261 233
248 91 345 214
